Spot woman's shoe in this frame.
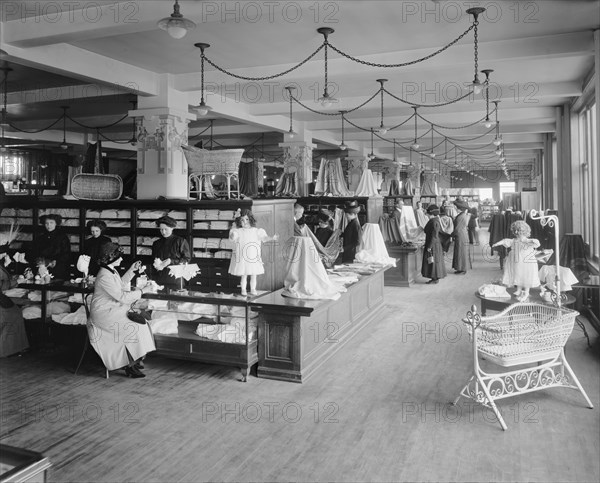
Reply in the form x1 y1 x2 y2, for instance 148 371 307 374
125 366 146 378
426 279 439 284
134 360 144 370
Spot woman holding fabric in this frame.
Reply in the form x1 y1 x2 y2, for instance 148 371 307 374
421 205 446 284
83 220 112 276
88 242 155 378
150 215 191 286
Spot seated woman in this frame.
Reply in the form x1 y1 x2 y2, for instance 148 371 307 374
28 214 71 280
150 216 191 286
88 242 155 378
83 220 112 276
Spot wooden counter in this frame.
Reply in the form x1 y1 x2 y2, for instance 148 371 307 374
384 244 420 287
250 268 387 383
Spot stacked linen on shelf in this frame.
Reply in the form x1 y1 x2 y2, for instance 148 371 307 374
148 311 178 335
194 222 210 229
211 221 231 230
218 210 237 221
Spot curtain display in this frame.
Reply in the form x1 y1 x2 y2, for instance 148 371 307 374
238 159 258 197
421 170 439 196
314 158 352 196
275 172 297 196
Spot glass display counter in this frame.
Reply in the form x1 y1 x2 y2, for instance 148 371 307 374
141 290 259 382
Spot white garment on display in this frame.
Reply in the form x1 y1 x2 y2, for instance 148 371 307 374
355 224 396 266
399 206 424 243
354 168 380 197
282 237 341 300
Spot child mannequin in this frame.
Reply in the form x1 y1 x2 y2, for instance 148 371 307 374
492 220 541 302
228 209 278 296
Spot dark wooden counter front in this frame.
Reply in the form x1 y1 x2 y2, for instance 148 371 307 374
250 268 387 383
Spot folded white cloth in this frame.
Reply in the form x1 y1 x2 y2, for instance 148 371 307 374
4 288 28 298
52 306 87 325
478 284 511 299
148 313 179 334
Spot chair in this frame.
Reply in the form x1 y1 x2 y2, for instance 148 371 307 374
182 145 244 200
454 303 593 430
74 293 109 379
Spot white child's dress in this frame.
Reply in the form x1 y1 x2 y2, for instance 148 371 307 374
496 237 541 288
228 227 268 276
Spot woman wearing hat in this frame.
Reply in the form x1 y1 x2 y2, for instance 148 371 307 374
88 242 155 378
421 204 447 284
341 201 362 263
315 210 334 247
28 214 71 280
452 199 471 274
151 215 191 286
83 220 112 276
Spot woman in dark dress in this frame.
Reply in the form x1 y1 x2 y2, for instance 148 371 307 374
151 215 191 286
341 201 362 263
421 205 446 284
29 214 71 280
452 199 471 274
83 220 112 276
315 210 334 247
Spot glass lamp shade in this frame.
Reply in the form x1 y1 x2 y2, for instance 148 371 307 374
472 81 483 95
287 129 296 139
158 16 196 39
195 102 212 116
377 126 388 135
411 142 420 150
339 143 347 151
60 142 69 150
493 136 503 146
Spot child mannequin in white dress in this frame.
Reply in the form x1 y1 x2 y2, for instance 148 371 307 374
492 220 541 302
228 209 278 296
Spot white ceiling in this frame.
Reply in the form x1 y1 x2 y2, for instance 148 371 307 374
1 0 598 175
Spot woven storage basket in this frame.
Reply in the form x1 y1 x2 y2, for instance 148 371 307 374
71 173 123 201
182 146 244 175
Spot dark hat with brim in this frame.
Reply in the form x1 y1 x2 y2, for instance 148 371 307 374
427 204 440 215
39 214 62 226
344 200 361 214
97 242 124 265
156 215 177 228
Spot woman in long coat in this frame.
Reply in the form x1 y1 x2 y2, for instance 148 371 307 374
89 242 155 378
452 200 471 274
421 205 446 284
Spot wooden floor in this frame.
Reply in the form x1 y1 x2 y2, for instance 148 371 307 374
1 229 599 482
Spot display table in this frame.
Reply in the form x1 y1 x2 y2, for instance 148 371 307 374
250 268 387 383
383 244 419 287
475 287 576 316
573 275 600 336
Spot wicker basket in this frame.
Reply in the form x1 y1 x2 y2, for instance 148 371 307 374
182 145 244 175
71 173 123 201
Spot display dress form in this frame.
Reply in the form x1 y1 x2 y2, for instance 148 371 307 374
420 170 439 196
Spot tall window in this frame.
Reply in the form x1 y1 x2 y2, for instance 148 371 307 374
499 182 516 200
578 101 598 262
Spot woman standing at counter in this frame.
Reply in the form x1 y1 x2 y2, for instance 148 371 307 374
83 220 112 276
88 242 155 378
150 215 191 286
29 214 71 280
421 205 447 284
